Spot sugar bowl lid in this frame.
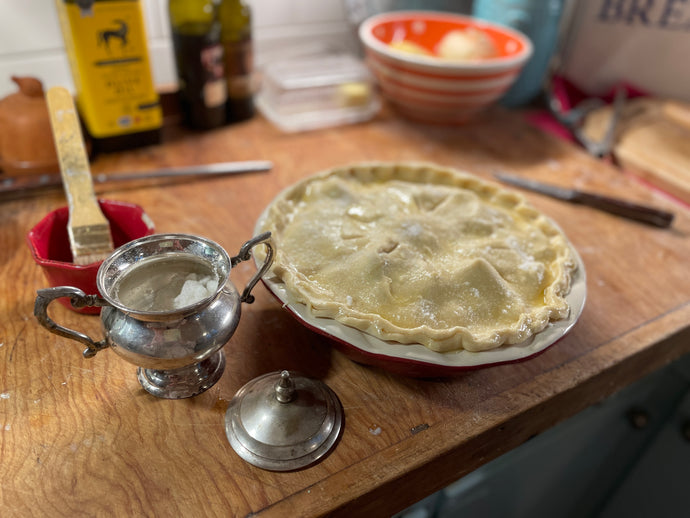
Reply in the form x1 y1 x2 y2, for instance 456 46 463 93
225 370 343 471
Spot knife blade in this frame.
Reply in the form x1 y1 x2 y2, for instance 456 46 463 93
493 171 674 228
0 160 272 198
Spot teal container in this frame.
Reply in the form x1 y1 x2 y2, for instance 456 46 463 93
473 0 566 107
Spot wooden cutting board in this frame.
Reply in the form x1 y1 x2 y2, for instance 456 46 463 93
582 97 690 204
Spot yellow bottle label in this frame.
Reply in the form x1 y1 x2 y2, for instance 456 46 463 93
55 0 162 138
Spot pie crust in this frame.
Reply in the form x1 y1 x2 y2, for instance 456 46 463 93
258 163 578 353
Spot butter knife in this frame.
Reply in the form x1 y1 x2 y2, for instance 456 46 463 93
493 171 674 228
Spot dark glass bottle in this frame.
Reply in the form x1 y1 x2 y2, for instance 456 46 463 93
169 0 228 129
219 0 255 122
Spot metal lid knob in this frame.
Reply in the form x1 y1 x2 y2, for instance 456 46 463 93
274 370 295 403
224 370 343 471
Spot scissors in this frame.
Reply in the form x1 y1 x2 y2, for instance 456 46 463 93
547 82 627 158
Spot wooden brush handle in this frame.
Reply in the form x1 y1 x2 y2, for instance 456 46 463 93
45 87 107 230
46 87 113 263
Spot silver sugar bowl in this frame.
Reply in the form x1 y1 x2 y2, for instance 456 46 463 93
34 232 273 399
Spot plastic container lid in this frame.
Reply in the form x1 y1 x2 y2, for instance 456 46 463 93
256 53 380 132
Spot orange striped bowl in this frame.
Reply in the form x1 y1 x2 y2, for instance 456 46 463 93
359 11 533 124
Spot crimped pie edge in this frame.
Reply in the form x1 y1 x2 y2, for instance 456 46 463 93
258 162 578 353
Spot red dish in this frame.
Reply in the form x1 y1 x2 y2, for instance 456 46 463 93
27 199 155 314
260 254 586 378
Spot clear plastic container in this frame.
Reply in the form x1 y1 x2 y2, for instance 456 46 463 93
256 54 380 132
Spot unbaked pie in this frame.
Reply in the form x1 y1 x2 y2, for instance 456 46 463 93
257 163 578 353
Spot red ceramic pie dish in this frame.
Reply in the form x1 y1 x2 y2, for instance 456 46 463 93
27 199 155 314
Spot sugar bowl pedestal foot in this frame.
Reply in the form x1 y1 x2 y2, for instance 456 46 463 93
137 350 227 399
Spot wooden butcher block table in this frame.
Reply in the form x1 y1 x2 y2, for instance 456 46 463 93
2 106 689 517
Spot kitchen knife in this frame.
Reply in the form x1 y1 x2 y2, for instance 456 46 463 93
0 160 273 198
493 171 674 228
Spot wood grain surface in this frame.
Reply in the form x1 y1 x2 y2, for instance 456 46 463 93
1 106 689 517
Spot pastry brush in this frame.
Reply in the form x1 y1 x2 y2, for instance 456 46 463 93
46 87 114 264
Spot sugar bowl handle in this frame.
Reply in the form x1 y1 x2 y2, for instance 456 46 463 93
231 231 274 304
34 286 110 358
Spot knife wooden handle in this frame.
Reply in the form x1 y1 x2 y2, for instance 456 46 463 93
573 191 675 228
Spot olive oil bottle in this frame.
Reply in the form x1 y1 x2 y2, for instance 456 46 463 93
54 0 162 153
219 0 255 122
169 0 228 130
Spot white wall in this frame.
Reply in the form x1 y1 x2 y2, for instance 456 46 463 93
0 0 354 98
